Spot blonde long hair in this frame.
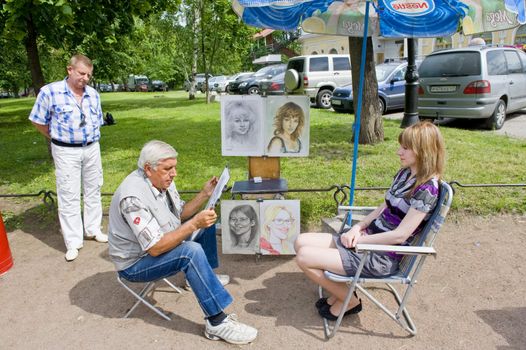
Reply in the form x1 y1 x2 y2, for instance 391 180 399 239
398 121 445 192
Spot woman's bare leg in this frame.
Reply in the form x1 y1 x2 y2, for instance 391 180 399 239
295 233 360 313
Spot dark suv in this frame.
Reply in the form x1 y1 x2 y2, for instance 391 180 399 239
418 45 526 129
232 64 286 95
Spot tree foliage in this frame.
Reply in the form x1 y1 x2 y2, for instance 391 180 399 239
0 0 179 93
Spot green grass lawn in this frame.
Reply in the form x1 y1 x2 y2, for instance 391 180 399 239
1 91 525 226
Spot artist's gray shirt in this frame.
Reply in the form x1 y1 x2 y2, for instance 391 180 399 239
108 169 185 271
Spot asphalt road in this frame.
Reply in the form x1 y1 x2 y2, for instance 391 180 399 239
385 109 526 139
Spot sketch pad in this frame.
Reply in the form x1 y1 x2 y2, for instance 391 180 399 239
190 166 230 241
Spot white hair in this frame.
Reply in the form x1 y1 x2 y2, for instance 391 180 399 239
137 140 178 169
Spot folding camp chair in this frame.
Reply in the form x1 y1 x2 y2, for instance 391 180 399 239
320 181 453 339
117 275 184 321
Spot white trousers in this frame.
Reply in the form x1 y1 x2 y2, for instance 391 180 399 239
51 142 103 250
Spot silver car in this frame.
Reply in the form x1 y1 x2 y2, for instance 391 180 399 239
418 46 526 129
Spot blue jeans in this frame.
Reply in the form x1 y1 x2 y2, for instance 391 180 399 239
119 226 232 317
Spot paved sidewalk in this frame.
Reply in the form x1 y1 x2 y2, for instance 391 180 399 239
1 210 525 349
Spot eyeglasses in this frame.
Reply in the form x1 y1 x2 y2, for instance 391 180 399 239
273 219 293 225
230 217 250 224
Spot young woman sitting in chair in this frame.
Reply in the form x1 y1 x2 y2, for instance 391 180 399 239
295 121 446 320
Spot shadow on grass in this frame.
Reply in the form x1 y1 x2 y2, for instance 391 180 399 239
476 307 526 349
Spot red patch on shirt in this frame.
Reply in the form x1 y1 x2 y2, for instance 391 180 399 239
133 217 141 225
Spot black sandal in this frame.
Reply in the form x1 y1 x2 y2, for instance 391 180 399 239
315 297 328 310
315 292 359 310
317 297 362 321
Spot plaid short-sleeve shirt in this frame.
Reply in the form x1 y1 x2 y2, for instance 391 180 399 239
28 79 103 144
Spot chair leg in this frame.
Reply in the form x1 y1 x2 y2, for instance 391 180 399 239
117 276 172 321
321 252 368 339
162 278 184 294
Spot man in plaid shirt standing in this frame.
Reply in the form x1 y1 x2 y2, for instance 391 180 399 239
29 54 107 261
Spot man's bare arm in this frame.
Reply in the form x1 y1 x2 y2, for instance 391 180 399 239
32 122 50 139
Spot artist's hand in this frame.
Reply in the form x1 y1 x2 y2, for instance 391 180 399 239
340 225 363 249
192 208 217 229
202 176 218 197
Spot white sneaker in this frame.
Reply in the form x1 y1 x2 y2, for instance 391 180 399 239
204 314 257 344
86 233 108 243
65 248 79 261
216 274 230 286
185 274 230 290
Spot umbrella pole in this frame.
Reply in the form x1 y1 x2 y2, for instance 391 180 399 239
400 38 420 128
347 0 371 225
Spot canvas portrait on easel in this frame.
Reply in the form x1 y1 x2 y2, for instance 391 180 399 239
265 96 310 157
221 200 260 254
221 95 264 156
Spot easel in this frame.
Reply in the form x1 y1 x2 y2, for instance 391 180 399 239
231 156 288 263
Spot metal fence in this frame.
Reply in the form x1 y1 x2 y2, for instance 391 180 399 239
1 181 524 211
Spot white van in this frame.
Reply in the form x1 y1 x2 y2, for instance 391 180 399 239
285 54 352 108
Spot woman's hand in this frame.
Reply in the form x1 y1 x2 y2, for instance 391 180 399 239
340 225 364 249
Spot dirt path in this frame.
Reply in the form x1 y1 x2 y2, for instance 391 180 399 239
1 199 525 349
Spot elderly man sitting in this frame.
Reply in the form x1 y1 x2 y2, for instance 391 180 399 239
108 140 257 345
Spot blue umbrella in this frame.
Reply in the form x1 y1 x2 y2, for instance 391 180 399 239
233 0 526 219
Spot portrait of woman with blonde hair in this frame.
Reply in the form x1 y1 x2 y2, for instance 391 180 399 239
260 203 299 255
221 98 261 155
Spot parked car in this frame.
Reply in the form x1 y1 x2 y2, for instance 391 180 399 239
237 64 286 95
205 75 228 92
418 45 526 129
227 73 256 94
331 61 421 114
260 72 285 95
128 75 150 92
183 73 213 92
284 54 352 108
222 72 253 93
99 83 113 92
151 80 167 91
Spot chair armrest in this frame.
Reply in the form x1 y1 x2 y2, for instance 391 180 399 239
355 244 436 256
338 205 376 212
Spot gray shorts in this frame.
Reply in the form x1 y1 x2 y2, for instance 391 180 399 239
333 235 399 277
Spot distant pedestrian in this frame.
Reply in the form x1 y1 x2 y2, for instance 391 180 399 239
29 54 107 262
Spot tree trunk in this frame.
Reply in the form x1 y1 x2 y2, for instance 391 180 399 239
25 14 52 158
189 2 199 100
24 15 45 95
198 0 210 104
348 37 384 145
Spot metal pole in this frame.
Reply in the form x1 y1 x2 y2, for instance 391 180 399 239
347 0 371 225
400 38 419 128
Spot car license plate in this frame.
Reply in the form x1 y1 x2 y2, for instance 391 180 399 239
331 99 342 105
430 85 456 93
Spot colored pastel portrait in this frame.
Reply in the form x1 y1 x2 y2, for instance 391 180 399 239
259 200 300 255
